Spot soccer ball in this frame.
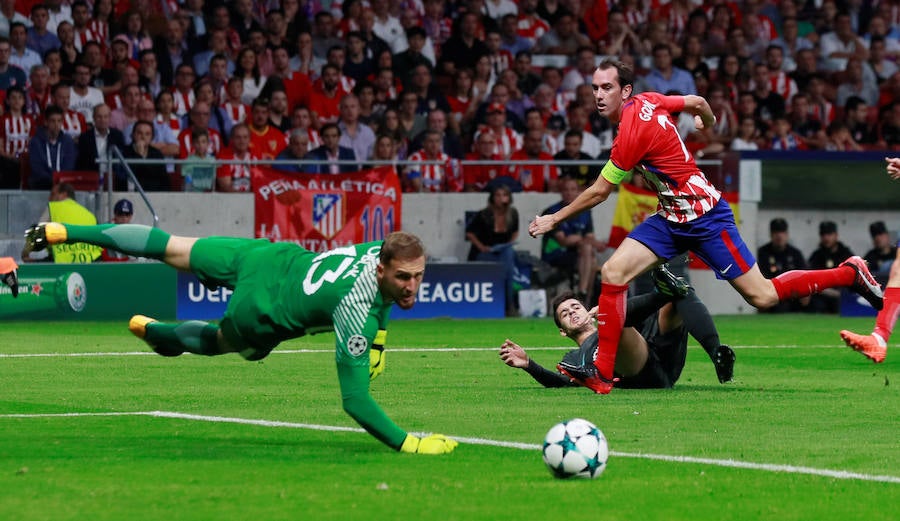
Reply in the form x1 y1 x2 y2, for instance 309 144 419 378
542 418 608 479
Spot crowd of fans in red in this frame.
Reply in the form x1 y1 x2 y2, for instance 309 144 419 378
0 0 898 193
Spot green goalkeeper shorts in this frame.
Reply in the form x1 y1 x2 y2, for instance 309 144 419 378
189 237 305 360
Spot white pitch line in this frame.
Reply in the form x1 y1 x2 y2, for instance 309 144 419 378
0 345 847 358
1 411 897 484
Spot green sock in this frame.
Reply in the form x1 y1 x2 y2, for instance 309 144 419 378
146 321 221 356
63 224 171 259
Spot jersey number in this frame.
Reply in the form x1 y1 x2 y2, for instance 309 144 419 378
657 115 691 161
302 246 357 294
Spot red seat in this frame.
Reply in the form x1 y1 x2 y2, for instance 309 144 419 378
53 170 100 191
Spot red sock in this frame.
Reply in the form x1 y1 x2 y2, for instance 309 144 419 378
593 282 628 381
771 266 855 300
873 287 900 342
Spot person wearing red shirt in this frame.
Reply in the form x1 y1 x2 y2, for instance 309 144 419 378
463 130 504 192
529 59 884 394
404 130 460 192
177 101 222 159
309 63 345 125
507 129 559 192
216 123 258 192
247 98 286 160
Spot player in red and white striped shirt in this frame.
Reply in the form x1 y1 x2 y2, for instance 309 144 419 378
0 87 34 158
473 103 522 159
405 130 461 192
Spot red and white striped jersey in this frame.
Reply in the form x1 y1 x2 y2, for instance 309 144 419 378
222 101 249 126
216 148 258 192
541 132 560 156
74 26 102 52
171 88 195 118
305 127 323 151
62 110 87 140
156 113 183 135
87 19 109 45
489 50 513 75
26 89 51 116
517 15 549 45
406 150 461 192
313 75 356 96
178 127 222 158
809 100 836 125
0 114 34 156
473 125 522 159
768 71 798 103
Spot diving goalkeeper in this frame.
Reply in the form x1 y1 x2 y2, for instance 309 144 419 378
23 223 457 455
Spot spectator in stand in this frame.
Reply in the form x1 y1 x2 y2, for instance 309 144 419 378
704 84 737 150
245 28 274 78
69 62 105 125
507 128 559 192
170 63 197 118
374 107 408 158
0 36 25 90
193 30 234 80
125 98 179 166
291 31 325 80
137 49 163 100
764 45 798 104
540 176 606 301
0 86 33 188
28 105 75 190
264 8 290 50
513 51 542 96
805 75 837 126
178 101 223 162
311 10 343 60
788 93 826 149
109 84 142 133
836 57 880 107
343 31 375 84
757 218 808 313
154 91 183 141
843 95 879 147
405 63 451 115
532 12 589 55
561 46 598 94
404 129 459 192
771 16 814 72
51 83 87 141
807 221 855 313
56 21 79 79
516 0 549 48
474 81 526 132
553 129 597 187
228 1 260 50
397 90 427 141
466 183 520 316
76 103 125 187
216 123 257 192
120 11 153 62
410 109 464 159
731 116 762 151
674 33 710 83
100 198 136 261
192 80 232 144
70 1 97 53
26 64 51 116
880 102 900 149
866 36 899 85
290 106 322 152
235 47 268 106
819 11 868 74
644 43 696 96
274 128 309 173
303 123 358 174
751 62 786 121
0 1 30 40
221 76 248 127
9 22 40 73
268 89 291 134
81 41 118 95
473 102 522 160
394 27 433 89
445 67 479 134
337 93 375 163
439 11 489 74
247 98 286 160
310 63 344 125
463 130 504 191
865 221 897 279
824 120 863 151
26 5 61 58
122 120 169 191
599 9 642 60
558 103 604 159
497 14 530 57
769 116 807 150
367 133 401 169
180 128 217 192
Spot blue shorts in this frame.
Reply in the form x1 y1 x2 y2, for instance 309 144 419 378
628 199 756 280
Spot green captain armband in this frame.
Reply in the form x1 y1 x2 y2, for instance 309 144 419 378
601 162 630 185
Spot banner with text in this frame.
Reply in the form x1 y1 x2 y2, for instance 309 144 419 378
253 166 402 252
608 182 740 270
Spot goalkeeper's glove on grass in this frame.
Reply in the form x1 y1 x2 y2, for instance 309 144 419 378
400 434 459 454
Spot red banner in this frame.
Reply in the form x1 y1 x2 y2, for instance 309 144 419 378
253 166 402 252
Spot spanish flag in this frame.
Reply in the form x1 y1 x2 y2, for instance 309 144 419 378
608 183 740 270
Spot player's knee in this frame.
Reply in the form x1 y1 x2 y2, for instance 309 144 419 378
599 260 628 285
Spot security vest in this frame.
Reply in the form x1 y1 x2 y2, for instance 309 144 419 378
47 199 102 263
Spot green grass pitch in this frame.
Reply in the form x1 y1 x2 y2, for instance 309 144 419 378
1 315 897 521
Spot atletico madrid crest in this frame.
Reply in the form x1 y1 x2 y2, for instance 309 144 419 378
312 193 344 239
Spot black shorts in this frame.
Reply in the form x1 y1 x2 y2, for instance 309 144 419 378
616 317 688 389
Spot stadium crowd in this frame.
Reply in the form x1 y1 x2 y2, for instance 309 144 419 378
1 0 899 193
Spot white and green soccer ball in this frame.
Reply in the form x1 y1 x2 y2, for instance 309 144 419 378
542 418 608 479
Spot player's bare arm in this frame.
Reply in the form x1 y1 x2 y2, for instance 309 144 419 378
681 94 717 130
529 177 615 237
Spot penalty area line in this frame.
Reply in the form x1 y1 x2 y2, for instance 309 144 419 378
1 410 897 485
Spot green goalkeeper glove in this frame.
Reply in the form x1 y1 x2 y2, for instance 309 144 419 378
399 434 459 454
369 329 387 381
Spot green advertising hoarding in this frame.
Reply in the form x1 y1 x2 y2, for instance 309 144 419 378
0 263 176 320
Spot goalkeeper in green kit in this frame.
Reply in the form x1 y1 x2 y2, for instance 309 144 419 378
22 222 458 455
